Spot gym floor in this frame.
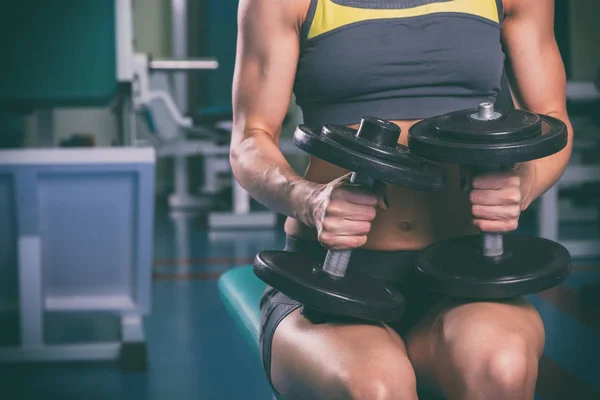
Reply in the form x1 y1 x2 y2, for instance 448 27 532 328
0 205 598 400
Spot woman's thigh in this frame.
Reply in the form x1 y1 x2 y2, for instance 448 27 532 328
269 308 418 400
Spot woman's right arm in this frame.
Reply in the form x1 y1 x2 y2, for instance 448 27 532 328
231 0 383 250
230 0 318 227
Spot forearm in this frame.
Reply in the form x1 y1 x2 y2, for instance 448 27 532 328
501 0 574 210
230 129 319 226
518 111 573 209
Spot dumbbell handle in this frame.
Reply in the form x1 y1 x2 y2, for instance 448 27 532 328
477 165 505 258
481 232 504 258
471 103 507 258
321 172 377 278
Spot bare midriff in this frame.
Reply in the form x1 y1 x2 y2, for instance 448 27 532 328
284 119 479 251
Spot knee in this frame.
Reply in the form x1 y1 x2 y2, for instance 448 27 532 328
340 359 418 400
457 333 539 394
485 334 538 392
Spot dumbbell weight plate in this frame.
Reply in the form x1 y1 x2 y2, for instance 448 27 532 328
408 105 571 299
408 110 568 166
255 251 405 321
294 124 446 191
253 119 447 322
321 125 413 163
415 234 572 299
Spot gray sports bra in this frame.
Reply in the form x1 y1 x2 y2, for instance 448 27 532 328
293 0 506 127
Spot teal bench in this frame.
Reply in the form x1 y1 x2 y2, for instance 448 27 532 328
218 266 265 361
218 266 281 399
218 266 444 400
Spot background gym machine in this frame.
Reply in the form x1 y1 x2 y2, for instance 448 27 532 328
0 0 156 368
132 1 305 229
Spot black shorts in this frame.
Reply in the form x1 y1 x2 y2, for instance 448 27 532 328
259 236 443 394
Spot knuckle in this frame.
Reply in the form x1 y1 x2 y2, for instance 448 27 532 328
317 230 328 243
469 192 477 203
508 190 521 204
321 218 333 232
353 236 368 248
360 221 372 234
325 201 342 216
365 207 377 220
510 207 521 219
366 193 379 205
470 190 483 204
473 219 485 230
318 236 330 247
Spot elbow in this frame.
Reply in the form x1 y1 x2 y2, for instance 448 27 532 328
229 120 249 181
229 138 246 185
230 124 275 171
229 139 240 171
229 130 261 188
561 118 574 168
547 110 574 169
229 122 280 189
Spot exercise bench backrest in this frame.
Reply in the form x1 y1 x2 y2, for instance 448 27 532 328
0 1 117 110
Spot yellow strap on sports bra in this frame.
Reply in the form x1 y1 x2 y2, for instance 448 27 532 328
308 0 500 39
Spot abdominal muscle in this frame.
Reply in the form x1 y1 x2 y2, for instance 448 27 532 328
284 119 479 251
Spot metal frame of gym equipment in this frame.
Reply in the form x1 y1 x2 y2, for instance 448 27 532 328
130 54 303 228
130 0 304 229
0 149 155 367
0 0 155 368
538 81 600 258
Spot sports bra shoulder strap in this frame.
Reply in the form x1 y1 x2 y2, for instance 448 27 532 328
300 0 320 41
495 0 505 23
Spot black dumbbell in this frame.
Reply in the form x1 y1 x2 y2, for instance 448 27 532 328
408 102 571 298
254 117 446 323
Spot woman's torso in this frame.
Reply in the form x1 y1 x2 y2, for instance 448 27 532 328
285 0 506 250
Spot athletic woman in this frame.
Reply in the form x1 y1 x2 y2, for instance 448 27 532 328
231 0 573 399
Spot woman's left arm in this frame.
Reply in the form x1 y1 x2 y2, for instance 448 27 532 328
502 0 573 209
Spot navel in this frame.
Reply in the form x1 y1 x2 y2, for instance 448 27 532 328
399 221 414 232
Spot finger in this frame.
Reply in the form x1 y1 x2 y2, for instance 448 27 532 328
470 188 522 206
471 204 521 221
322 217 372 236
326 201 377 220
473 218 519 233
333 185 379 206
320 235 368 251
472 172 520 190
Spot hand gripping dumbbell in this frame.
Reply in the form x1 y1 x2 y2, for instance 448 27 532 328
408 102 572 298
254 117 446 323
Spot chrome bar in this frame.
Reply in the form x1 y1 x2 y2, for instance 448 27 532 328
149 59 219 71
